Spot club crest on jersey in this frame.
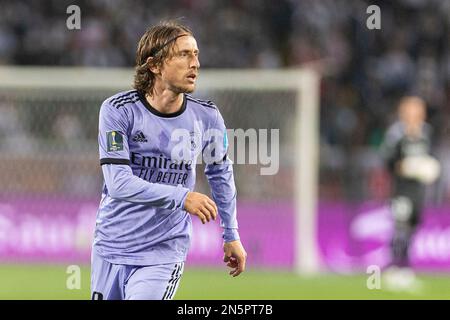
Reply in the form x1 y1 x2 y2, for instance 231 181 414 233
190 131 199 151
107 131 124 152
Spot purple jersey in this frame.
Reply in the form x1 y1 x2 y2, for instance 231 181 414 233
94 90 239 266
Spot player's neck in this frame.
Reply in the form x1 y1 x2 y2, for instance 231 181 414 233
146 87 184 114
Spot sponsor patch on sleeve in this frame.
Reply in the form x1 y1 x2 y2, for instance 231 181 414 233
107 131 124 152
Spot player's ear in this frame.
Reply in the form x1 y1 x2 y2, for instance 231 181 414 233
147 57 160 74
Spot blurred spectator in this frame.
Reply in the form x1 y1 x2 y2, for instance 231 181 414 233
0 0 448 202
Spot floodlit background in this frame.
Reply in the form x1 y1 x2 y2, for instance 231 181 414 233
0 0 450 299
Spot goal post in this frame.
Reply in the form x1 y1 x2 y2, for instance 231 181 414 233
0 66 321 274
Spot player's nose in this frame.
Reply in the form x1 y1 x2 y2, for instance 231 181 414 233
190 55 200 69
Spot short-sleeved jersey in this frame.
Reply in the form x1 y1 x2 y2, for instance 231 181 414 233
94 89 236 266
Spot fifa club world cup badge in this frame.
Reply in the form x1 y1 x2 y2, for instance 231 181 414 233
107 131 124 152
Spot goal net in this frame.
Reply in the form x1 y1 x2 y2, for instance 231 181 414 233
0 66 321 274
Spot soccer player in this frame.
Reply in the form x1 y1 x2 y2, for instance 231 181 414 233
91 21 247 300
381 96 440 288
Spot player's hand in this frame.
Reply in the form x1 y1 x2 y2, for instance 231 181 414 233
223 240 247 277
183 192 217 224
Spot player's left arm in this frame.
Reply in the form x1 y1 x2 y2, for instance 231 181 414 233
204 110 247 277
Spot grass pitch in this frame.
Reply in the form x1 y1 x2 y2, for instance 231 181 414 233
0 264 449 300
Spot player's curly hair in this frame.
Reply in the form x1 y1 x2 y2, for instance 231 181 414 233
133 21 193 95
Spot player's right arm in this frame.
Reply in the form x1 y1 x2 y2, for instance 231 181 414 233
99 99 217 221
101 164 187 210
98 100 188 210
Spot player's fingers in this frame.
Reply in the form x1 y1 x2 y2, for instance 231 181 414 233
204 202 217 221
232 255 246 277
225 257 240 277
207 201 217 220
239 253 247 271
207 199 218 220
230 266 240 276
231 267 241 277
226 256 237 266
199 206 212 222
227 260 237 268
223 253 231 262
195 210 207 224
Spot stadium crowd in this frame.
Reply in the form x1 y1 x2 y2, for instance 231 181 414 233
0 0 449 202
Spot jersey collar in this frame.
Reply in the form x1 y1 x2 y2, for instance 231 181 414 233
138 91 187 118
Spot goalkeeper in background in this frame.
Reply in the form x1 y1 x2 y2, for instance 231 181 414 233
381 96 440 287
